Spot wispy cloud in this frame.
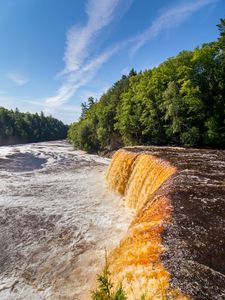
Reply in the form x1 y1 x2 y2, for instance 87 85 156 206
19 99 81 123
78 84 111 102
6 71 30 86
45 46 119 109
63 0 120 74
45 0 133 112
131 0 217 56
44 0 215 115
0 95 44 115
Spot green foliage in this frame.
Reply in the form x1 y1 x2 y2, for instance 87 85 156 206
68 20 225 152
0 107 68 146
217 18 225 50
76 120 99 152
91 253 127 300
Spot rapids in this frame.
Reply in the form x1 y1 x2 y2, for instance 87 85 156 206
1 142 224 300
107 147 225 300
0 141 133 300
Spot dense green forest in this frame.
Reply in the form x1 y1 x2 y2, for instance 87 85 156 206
0 107 68 146
68 19 225 152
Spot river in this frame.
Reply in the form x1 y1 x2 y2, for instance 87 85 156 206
124 146 225 299
0 141 132 300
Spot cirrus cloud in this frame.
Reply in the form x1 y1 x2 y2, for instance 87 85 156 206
44 0 133 112
131 0 218 56
6 71 30 86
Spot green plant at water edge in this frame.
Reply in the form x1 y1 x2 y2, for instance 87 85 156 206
91 253 127 300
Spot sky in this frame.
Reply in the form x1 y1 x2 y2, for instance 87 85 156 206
0 0 224 124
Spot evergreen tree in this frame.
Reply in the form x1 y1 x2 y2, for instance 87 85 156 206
68 21 225 152
0 107 68 146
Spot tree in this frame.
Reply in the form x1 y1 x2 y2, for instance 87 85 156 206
217 18 225 49
68 20 225 151
0 107 68 146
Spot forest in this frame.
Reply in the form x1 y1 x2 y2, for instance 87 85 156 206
0 107 68 146
68 19 225 153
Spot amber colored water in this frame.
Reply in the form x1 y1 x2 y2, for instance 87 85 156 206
106 150 187 299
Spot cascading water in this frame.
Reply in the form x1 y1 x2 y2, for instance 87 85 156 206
106 150 187 299
105 146 225 300
0 141 133 300
1 142 224 299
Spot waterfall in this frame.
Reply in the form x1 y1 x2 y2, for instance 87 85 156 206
106 149 187 299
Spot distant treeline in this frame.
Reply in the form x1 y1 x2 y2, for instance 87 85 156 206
68 19 225 152
0 107 68 146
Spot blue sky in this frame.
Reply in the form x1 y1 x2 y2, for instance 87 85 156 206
0 0 224 124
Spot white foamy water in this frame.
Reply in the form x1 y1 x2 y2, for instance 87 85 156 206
0 141 132 300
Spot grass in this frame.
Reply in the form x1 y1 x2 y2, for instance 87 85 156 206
91 252 127 300
91 252 180 300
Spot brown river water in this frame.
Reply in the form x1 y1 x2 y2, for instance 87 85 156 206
0 141 224 300
0 141 132 300
123 146 225 299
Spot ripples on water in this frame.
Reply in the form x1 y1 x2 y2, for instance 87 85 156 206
0 141 132 300
124 146 225 299
1 142 224 300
